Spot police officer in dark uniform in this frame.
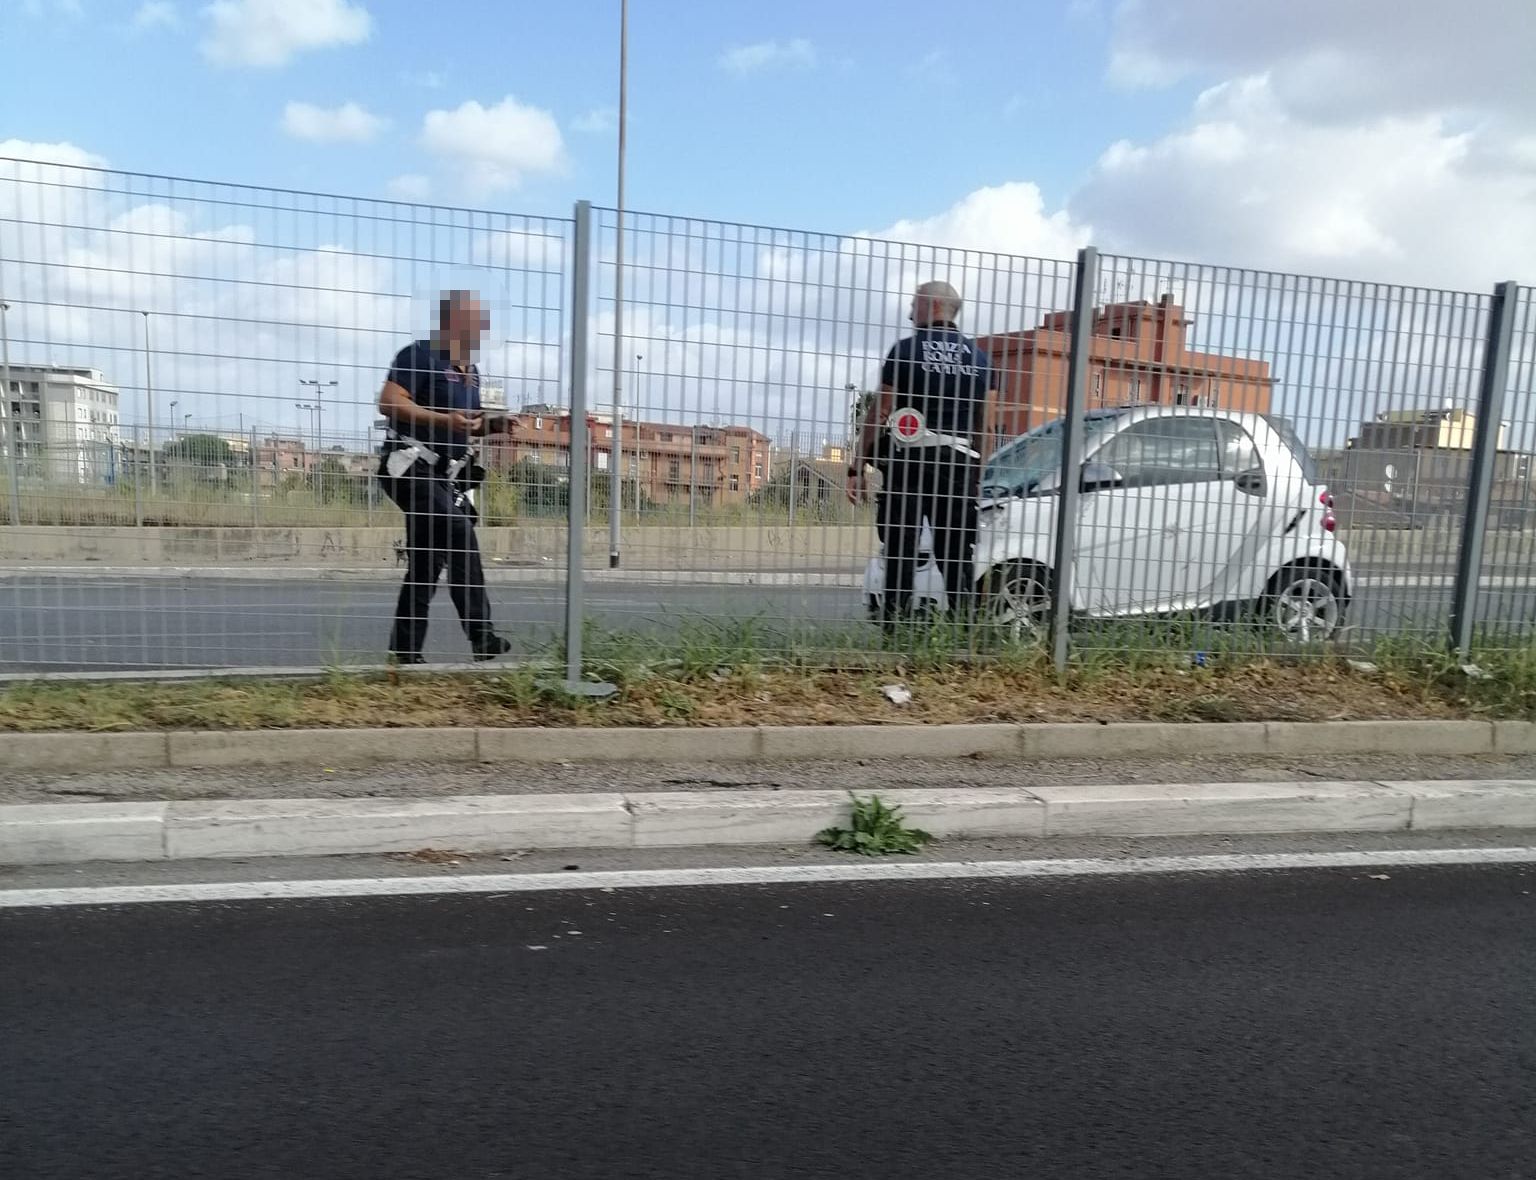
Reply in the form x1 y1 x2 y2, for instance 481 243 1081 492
377 289 515 664
848 281 994 627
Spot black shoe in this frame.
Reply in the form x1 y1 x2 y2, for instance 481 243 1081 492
471 633 512 662
389 652 426 666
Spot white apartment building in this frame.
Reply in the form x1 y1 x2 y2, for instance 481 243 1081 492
1 364 123 484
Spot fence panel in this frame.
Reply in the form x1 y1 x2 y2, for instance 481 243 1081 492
583 204 1078 664
1067 255 1501 661
0 156 570 673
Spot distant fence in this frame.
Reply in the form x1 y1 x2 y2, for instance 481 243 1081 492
0 157 1530 675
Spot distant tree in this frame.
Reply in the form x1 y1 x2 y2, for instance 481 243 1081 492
163 434 235 468
162 434 235 486
310 456 366 505
498 458 569 517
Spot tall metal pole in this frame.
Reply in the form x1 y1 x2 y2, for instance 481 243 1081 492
1 301 20 526
142 311 157 496
1450 281 1520 659
608 0 629 569
299 378 336 452
561 201 614 697
1050 247 1099 674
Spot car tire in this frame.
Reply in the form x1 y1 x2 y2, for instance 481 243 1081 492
984 561 1052 643
1261 563 1346 643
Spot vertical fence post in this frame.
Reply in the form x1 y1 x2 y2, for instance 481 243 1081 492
142 311 157 498
560 201 615 697
787 433 797 529
248 425 259 529
133 422 144 527
1 299 20 526
1050 246 1099 674
1450 281 1520 659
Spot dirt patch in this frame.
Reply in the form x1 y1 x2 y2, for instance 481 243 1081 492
0 651 1525 734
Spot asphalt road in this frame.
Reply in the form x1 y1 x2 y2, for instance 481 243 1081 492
3 865 1535 1179
0 572 1532 671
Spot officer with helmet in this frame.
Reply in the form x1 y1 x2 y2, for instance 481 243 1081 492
847 280 994 628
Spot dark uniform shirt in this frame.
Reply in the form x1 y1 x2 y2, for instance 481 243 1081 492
879 324 992 443
384 339 481 460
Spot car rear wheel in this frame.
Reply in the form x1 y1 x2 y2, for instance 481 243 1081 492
1263 564 1345 643
985 562 1052 643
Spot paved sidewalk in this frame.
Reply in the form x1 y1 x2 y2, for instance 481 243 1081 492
6 750 1535 807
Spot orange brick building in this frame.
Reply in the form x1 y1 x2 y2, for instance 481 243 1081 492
486 408 771 508
977 295 1275 444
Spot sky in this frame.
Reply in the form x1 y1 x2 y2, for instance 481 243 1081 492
1 0 1534 449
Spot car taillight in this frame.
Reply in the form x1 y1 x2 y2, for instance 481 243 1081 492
1323 513 1337 533
1319 490 1335 509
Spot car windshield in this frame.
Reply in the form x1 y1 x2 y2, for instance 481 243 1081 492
981 414 1119 497
1262 413 1320 484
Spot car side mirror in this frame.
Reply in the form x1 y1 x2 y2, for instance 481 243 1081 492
1233 468 1267 497
1080 462 1124 493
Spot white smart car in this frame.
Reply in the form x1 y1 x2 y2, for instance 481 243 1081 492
863 406 1352 642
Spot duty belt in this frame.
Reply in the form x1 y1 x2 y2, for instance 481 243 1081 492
383 434 472 483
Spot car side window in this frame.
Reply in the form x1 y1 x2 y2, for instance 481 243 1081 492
1096 418 1222 488
1217 420 1261 478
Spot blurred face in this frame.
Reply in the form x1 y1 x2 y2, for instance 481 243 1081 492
909 294 937 326
443 295 489 353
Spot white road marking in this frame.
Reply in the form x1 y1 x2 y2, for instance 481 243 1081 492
2 846 1534 909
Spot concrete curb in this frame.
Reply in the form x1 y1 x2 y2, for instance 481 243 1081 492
3 719 1534 773
5 780 1536 866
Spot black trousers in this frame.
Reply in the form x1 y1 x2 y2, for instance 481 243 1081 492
882 451 980 623
383 464 493 657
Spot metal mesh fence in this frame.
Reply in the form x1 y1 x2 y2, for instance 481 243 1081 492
1070 256 1502 659
0 155 1530 677
0 157 570 672
584 205 1077 663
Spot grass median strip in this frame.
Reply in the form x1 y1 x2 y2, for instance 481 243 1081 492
1 624 1533 732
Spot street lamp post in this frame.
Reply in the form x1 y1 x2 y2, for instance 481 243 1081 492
608 0 629 568
298 378 337 450
295 403 319 453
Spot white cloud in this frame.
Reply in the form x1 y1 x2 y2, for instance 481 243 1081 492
280 101 386 144
132 2 178 29
385 174 432 201
1107 0 1534 122
419 97 566 197
719 38 817 76
869 182 1093 267
573 107 617 135
201 0 371 69
0 138 107 171
1071 75 1536 291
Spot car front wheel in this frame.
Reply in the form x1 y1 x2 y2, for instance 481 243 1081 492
985 562 1052 643
1263 564 1345 643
